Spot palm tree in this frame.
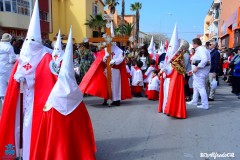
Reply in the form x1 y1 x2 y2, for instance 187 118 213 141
124 23 135 36
105 0 119 14
115 27 122 36
130 2 142 44
85 14 106 37
121 0 125 36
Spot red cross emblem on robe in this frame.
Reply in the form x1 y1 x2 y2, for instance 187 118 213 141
54 55 58 61
111 52 115 58
165 56 169 61
23 63 32 71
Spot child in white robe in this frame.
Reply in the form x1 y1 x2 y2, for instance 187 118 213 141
148 70 160 100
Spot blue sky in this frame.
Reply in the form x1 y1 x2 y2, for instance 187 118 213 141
115 0 212 43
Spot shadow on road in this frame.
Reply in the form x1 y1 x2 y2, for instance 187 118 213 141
95 136 178 160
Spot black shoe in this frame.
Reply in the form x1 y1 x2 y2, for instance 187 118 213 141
185 97 191 102
111 101 120 106
208 98 214 101
102 101 108 105
135 93 143 97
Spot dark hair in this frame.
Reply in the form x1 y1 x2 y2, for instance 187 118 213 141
152 70 158 75
150 59 156 65
139 46 149 57
137 60 143 68
83 42 89 49
233 48 238 54
192 38 202 46
205 41 210 47
15 39 24 48
10 38 16 45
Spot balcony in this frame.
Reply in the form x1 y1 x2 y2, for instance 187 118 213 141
213 0 220 7
208 8 213 15
0 12 30 29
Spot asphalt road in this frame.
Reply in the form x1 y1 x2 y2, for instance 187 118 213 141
0 80 239 160
84 81 240 160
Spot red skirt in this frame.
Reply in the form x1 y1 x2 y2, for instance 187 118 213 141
222 62 229 69
145 83 149 96
158 69 187 119
148 90 159 100
132 86 143 94
32 102 96 160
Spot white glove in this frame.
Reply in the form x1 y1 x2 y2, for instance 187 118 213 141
110 60 115 65
103 52 110 63
104 51 110 58
103 56 107 63
160 68 166 73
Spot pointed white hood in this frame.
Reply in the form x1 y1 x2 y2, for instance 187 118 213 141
159 41 164 55
148 36 155 53
45 27 83 115
14 0 49 84
148 36 156 59
164 24 179 64
19 0 46 61
26 0 41 43
52 30 64 63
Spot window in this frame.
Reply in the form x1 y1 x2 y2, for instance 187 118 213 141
17 0 30 15
12 0 17 13
43 12 48 21
0 0 3 11
4 0 11 12
92 4 99 16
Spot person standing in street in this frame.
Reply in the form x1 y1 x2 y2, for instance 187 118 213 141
208 41 220 101
187 38 210 110
0 1 57 159
0 33 17 105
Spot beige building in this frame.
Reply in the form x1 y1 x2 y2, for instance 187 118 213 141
202 0 221 45
105 9 136 37
202 15 212 43
0 0 51 39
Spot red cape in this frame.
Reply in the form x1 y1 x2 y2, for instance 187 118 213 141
80 49 132 100
32 102 96 160
0 54 57 158
158 69 187 119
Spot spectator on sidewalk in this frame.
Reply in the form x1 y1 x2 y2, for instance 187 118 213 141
231 47 240 95
0 33 17 105
233 60 240 99
222 49 229 81
187 38 210 110
208 41 220 101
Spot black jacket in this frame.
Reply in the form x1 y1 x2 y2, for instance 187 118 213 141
158 53 166 65
210 48 220 73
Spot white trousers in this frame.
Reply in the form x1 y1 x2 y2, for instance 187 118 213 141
111 68 121 101
162 78 170 113
192 76 208 108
